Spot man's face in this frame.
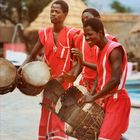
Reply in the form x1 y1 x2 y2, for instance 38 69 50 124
83 25 100 47
82 12 94 24
50 4 67 24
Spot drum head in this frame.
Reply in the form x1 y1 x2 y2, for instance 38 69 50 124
22 61 51 86
0 58 16 88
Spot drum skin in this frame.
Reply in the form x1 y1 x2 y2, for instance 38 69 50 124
0 58 17 95
17 61 51 96
58 86 105 140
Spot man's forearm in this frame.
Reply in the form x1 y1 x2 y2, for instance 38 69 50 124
93 77 120 101
83 61 97 71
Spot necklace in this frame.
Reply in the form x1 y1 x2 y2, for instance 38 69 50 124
53 45 57 52
53 32 58 52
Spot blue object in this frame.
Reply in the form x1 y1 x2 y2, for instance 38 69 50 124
125 79 140 107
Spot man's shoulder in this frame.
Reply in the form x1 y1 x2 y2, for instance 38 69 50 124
65 26 80 34
105 33 118 42
39 27 52 33
110 40 122 48
107 40 126 55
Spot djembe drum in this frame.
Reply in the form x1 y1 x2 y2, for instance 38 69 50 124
58 86 104 140
43 79 65 104
43 81 105 140
0 58 17 95
58 86 105 140
17 61 51 96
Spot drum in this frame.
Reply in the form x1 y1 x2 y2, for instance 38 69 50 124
17 61 51 96
57 86 105 140
43 79 65 104
0 58 17 95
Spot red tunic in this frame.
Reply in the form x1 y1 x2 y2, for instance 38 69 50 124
38 26 79 140
75 33 117 92
96 40 131 140
105 33 118 42
75 32 98 91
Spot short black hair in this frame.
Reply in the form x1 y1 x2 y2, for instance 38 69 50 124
83 18 105 35
82 8 100 18
52 0 69 13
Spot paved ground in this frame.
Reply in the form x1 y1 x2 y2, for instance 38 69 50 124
0 88 140 140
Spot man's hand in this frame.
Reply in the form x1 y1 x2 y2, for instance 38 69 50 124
54 72 75 83
62 71 76 83
17 67 23 84
71 48 83 64
77 94 94 105
55 75 64 84
17 66 22 75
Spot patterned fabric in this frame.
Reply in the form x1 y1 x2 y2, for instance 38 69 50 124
96 40 127 94
38 26 79 140
96 40 131 140
75 32 98 91
75 33 117 92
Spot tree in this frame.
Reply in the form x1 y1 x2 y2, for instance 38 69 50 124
0 0 51 24
27 0 51 22
111 1 132 13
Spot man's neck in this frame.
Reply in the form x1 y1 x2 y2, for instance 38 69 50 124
53 23 64 33
99 37 108 50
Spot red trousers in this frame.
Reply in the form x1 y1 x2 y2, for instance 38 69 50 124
38 97 68 140
99 91 131 140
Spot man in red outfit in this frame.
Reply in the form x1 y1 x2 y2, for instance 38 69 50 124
71 8 117 93
18 0 80 139
78 18 131 140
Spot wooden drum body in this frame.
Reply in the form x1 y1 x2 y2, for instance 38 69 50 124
0 58 17 95
43 79 65 104
43 81 105 140
57 86 105 140
17 61 50 96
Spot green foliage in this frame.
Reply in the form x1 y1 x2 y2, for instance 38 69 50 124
111 1 132 13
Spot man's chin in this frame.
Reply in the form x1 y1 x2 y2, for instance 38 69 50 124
86 41 94 47
88 43 94 48
50 20 56 23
